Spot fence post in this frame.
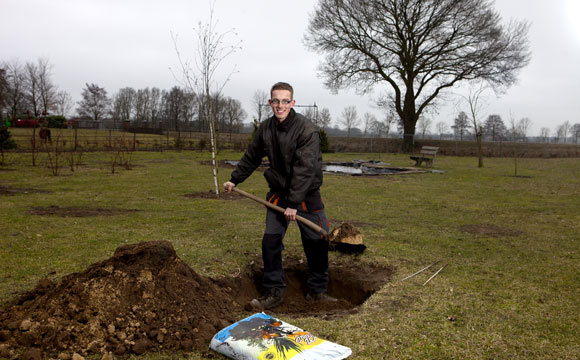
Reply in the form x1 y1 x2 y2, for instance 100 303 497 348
74 127 78 151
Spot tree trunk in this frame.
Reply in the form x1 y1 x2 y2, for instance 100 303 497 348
401 88 417 153
476 133 484 168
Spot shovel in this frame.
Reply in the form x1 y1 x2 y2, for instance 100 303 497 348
233 187 328 236
232 188 366 253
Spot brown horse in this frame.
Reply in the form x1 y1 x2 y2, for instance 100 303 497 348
39 128 52 144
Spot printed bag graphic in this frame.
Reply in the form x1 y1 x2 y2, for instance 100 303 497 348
210 312 352 359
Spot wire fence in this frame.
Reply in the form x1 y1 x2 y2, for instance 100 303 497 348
5 128 580 158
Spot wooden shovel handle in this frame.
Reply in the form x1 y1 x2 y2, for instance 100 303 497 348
232 187 328 237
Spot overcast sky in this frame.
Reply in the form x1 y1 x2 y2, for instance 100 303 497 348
2 0 579 136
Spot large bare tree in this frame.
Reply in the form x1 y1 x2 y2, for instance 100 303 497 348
305 0 531 151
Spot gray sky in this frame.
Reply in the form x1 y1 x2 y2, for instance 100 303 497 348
2 0 579 136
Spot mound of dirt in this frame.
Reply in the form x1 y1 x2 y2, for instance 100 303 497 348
0 241 237 358
0 241 393 359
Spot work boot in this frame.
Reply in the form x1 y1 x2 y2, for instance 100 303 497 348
306 291 338 303
248 288 283 311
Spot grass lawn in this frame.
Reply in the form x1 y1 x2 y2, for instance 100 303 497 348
0 150 579 359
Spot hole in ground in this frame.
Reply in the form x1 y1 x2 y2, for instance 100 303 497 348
222 257 394 318
0 241 394 357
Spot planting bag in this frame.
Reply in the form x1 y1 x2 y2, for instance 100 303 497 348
209 312 352 360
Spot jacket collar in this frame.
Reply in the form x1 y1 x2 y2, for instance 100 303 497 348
275 108 296 131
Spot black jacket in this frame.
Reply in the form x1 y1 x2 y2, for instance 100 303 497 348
229 109 324 210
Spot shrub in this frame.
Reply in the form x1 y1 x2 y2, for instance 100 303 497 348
0 126 17 165
320 129 330 153
45 116 67 128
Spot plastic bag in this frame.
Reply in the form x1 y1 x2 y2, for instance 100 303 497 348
210 312 352 360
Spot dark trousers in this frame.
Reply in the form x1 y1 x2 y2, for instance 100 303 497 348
262 207 330 295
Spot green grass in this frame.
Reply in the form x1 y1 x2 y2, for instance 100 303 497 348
1 150 579 359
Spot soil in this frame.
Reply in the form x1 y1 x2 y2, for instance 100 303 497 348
0 241 393 359
27 206 139 217
460 224 524 238
0 186 50 196
181 191 241 200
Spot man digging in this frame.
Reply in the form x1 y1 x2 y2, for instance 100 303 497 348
224 82 336 310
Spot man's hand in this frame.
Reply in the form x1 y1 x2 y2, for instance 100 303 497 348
284 207 297 221
223 181 235 192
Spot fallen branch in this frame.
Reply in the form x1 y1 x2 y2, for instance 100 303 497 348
423 264 448 286
401 260 440 281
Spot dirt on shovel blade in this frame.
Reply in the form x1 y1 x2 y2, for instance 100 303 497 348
328 223 366 254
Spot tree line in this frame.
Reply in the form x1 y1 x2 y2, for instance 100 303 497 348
0 58 250 134
82 84 247 134
448 112 580 144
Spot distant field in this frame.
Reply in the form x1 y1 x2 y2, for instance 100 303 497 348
5 127 579 158
1 150 578 359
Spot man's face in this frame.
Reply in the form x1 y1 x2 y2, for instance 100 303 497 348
269 90 295 122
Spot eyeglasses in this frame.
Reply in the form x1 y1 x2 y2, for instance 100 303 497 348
269 99 293 105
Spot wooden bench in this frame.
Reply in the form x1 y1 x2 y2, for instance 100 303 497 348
410 146 439 167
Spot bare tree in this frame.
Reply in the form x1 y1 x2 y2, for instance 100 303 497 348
460 83 488 167
224 97 246 140
557 121 571 143
112 87 136 127
318 107 332 130
417 116 432 139
517 117 532 141
305 0 530 152
53 90 74 117
452 111 470 141
383 109 396 138
435 122 449 140
484 114 507 141
362 112 376 137
149 87 163 127
134 88 150 126
252 89 269 123
36 58 56 116
2 61 27 120
0 68 7 120
540 127 551 143
162 86 187 131
24 61 41 117
77 83 111 123
369 118 384 137
172 1 240 197
508 113 522 176
340 106 359 138
302 107 316 124
571 123 580 144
